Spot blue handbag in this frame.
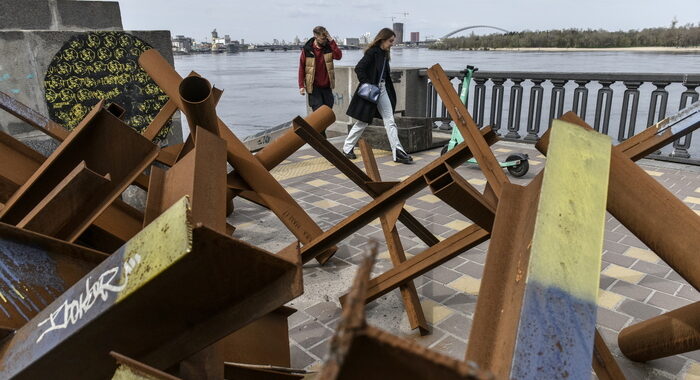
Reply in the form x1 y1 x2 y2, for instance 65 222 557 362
356 58 386 104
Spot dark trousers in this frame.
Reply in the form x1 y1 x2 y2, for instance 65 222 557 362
308 86 334 138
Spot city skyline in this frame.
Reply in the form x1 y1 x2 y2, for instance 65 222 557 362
117 0 699 44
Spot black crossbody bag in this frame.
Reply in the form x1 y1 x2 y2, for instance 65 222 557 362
356 58 386 104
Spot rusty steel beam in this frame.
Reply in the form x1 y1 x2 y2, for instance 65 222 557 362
110 352 182 380
139 49 336 264
592 330 627 380
426 163 496 231
142 71 217 143
358 139 429 336
319 242 493 380
178 76 220 137
426 64 509 198
0 222 107 331
218 306 297 368
0 89 212 252
0 198 302 380
226 108 336 198
346 223 489 307
290 124 498 264
465 180 540 375
0 90 70 141
618 301 700 362
293 116 440 248
224 363 305 380
142 100 179 142
144 126 227 234
0 131 45 203
16 161 112 239
616 101 700 160
0 96 147 250
0 100 146 247
468 121 611 379
0 102 158 243
320 241 379 380
143 126 228 379
537 112 700 291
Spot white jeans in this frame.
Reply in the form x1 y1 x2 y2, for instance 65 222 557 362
343 82 405 160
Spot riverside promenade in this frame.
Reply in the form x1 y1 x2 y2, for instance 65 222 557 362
230 135 700 379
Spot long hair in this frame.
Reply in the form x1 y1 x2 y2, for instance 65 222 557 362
366 28 396 60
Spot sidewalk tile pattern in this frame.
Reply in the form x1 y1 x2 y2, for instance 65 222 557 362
230 137 700 378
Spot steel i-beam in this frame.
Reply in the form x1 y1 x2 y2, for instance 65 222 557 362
0 102 158 243
0 197 302 380
358 139 429 335
138 49 337 263
467 121 611 379
318 243 493 380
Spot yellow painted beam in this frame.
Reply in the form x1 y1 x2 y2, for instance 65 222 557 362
511 120 611 379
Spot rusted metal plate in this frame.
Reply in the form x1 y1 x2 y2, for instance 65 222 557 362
139 50 336 264
323 326 493 380
0 102 158 243
0 197 302 379
0 222 107 331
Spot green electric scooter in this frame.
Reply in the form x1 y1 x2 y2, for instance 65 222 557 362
439 65 529 178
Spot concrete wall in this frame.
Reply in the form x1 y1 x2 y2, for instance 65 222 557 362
328 66 428 126
0 0 122 31
0 30 180 149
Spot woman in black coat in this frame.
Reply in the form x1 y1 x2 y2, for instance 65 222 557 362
342 28 412 164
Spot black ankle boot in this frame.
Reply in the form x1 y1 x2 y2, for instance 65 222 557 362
394 149 413 164
344 149 356 159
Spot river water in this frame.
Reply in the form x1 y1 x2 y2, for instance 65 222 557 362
174 48 699 139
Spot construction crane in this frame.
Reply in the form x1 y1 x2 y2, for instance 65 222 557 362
385 11 409 23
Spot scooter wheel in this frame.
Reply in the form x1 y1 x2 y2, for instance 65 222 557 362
506 154 529 177
440 144 449 156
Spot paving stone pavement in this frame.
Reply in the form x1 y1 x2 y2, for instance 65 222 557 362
229 135 700 379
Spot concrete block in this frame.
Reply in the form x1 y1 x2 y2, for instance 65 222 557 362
348 116 437 154
0 0 53 30
57 1 122 30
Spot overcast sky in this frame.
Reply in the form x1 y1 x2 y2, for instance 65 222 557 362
117 0 700 43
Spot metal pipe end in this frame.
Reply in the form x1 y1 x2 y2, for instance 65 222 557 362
179 76 213 104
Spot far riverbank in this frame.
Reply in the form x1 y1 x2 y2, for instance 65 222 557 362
485 46 700 52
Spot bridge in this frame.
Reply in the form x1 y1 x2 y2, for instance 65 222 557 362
441 25 511 39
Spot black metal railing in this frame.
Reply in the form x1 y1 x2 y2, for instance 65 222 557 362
421 70 700 164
